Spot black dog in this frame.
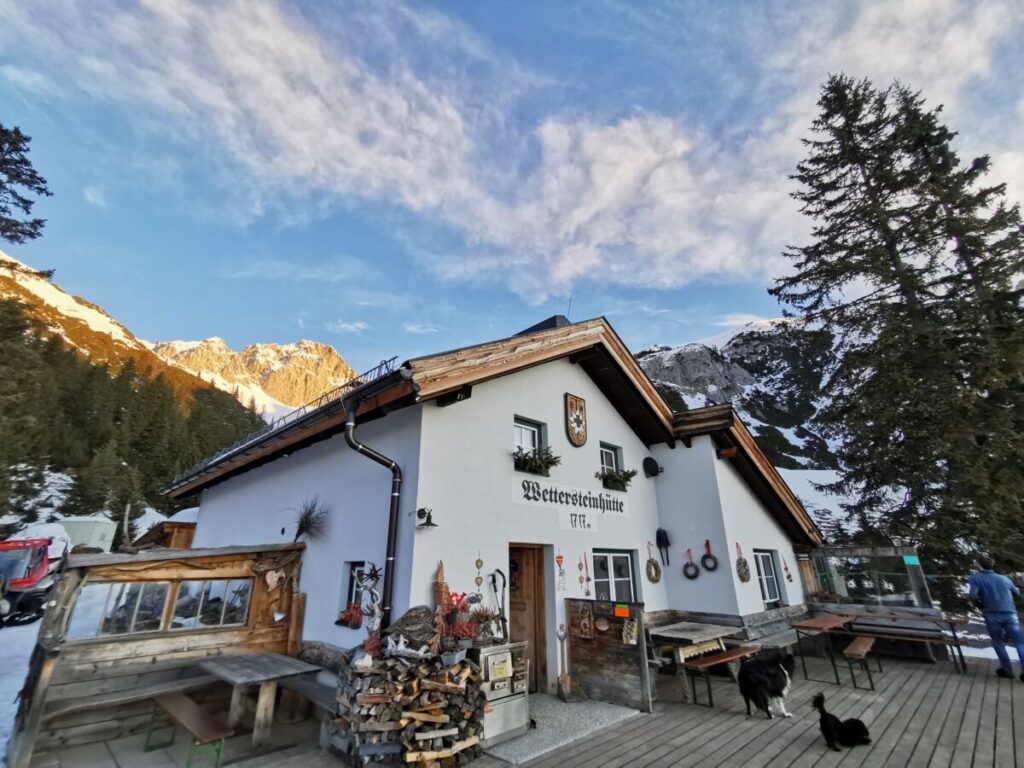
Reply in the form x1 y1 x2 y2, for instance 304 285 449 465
812 692 871 751
738 653 796 719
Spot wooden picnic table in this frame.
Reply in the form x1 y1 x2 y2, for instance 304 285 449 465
650 621 738 664
790 614 852 685
200 652 321 747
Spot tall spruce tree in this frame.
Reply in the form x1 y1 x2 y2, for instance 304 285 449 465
0 123 51 244
772 75 1024 599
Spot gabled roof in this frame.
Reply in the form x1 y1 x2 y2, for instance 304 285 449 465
164 318 820 548
674 404 823 546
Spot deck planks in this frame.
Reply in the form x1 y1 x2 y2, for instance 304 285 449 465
511 657 1016 768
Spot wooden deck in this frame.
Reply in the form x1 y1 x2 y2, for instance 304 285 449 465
33 657 1020 767
474 656 1021 768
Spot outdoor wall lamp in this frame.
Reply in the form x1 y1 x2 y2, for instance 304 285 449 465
416 508 438 529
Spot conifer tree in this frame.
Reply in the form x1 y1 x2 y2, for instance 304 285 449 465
0 123 51 244
772 75 1024 594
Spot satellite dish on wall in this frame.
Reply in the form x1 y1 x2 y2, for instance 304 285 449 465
643 457 663 478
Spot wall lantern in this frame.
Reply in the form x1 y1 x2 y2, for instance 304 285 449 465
416 508 438 529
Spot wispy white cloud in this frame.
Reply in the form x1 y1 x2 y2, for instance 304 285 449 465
0 64 61 96
225 257 376 283
83 185 107 208
403 322 440 334
325 320 370 335
2 0 1018 301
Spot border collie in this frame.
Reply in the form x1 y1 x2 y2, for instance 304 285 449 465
738 653 795 719
812 692 871 751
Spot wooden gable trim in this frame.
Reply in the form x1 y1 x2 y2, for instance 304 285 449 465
675 404 822 546
409 317 674 441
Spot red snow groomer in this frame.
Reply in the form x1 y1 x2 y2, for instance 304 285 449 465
0 537 62 627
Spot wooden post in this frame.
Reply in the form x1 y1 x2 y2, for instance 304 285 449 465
286 592 306 657
8 656 55 768
228 685 248 729
795 549 818 596
252 681 278 747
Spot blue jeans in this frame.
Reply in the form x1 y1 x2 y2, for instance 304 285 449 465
984 612 1024 672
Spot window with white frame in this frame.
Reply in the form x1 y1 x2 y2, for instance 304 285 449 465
753 550 782 608
592 550 636 602
343 561 366 609
599 442 621 473
513 417 542 454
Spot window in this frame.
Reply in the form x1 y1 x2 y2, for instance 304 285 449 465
600 443 621 473
754 551 782 608
592 550 636 602
66 581 170 639
513 418 542 454
172 579 252 629
343 561 366 609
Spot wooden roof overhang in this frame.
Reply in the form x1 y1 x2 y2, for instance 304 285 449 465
165 374 417 499
674 405 823 547
406 317 676 447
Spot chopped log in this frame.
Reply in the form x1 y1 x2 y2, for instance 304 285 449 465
401 711 449 724
414 727 459 741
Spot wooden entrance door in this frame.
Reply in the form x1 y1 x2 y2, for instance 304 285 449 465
508 545 547 692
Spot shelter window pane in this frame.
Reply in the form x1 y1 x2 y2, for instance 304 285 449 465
222 579 252 626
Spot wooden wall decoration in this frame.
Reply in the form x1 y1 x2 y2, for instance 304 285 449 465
564 598 652 712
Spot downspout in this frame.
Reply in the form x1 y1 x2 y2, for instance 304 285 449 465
344 395 403 630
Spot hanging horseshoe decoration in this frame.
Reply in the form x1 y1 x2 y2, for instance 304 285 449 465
701 539 719 572
683 548 700 580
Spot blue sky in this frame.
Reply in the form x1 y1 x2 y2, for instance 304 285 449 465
1 0 1021 372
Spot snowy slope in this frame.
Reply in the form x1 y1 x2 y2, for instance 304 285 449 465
0 252 218 401
0 251 354 418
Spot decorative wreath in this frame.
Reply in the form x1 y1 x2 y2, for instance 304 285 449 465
683 549 700 580
646 558 663 584
701 539 719 571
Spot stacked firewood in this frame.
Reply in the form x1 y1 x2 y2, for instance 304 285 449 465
333 654 485 766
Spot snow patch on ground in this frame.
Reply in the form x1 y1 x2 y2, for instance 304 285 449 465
0 623 38 762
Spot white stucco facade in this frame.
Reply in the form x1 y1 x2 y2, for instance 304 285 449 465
193 407 422 643
191 354 814 692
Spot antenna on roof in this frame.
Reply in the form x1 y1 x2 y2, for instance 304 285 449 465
566 293 573 319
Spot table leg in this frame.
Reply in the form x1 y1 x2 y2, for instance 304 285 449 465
228 685 247 729
949 623 967 674
253 681 278 747
825 632 840 685
796 629 809 680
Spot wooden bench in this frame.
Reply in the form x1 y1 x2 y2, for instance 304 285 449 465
43 673 220 722
845 627 962 671
842 636 881 690
146 692 233 768
682 646 759 707
278 674 338 749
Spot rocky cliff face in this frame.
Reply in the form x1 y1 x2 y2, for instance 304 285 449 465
636 321 836 472
151 337 357 415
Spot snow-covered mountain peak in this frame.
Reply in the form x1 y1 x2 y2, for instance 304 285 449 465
151 335 357 416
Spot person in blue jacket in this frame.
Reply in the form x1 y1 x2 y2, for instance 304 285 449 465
968 555 1024 682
